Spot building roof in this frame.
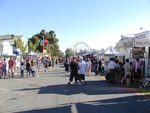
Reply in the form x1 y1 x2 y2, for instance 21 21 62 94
120 34 135 38
0 35 23 40
0 35 23 45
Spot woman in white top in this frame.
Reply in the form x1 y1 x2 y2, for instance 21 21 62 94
86 58 92 75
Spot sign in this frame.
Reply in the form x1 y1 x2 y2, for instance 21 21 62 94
43 49 47 53
135 39 150 47
44 40 48 46
134 31 150 47
135 31 149 39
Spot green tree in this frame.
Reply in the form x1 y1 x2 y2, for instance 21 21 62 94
28 40 36 52
13 37 26 54
58 50 65 58
28 29 61 57
65 48 75 57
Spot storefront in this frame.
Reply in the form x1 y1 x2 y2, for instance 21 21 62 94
134 30 150 76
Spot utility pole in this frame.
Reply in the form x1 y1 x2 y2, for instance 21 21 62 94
43 35 44 53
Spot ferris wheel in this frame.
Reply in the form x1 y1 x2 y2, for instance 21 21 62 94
73 42 90 53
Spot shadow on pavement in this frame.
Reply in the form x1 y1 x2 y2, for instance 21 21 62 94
13 80 133 95
14 95 150 113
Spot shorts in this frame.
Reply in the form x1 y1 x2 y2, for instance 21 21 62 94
45 65 48 68
8 68 14 73
79 74 85 80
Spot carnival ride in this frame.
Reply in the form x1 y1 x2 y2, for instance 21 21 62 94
73 42 90 54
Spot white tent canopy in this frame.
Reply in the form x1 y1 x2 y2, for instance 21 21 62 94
103 46 124 56
27 51 37 56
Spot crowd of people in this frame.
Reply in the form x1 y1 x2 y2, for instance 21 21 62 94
0 56 58 79
0 54 145 87
106 57 144 87
64 56 88 85
0 56 17 79
64 56 144 87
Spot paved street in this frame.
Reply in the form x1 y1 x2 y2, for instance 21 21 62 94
0 64 150 113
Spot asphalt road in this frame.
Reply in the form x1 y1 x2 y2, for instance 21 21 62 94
0 64 150 113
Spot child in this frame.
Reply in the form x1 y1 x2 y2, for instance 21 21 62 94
37 59 42 72
20 62 25 78
31 64 36 77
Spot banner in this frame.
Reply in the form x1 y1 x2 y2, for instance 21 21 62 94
135 39 150 47
44 40 48 46
134 31 150 47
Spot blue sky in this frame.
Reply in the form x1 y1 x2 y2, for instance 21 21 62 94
0 0 150 52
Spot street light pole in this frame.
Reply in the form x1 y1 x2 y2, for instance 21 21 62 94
43 35 44 53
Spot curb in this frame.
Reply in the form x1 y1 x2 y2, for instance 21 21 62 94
100 76 150 99
124 87 150 99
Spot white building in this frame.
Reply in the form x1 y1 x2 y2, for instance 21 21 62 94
0 34 27 55
115 34 135 59
0 41 13 55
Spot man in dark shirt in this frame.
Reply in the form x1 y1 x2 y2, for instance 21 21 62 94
92 57 98 75
68 57 79 84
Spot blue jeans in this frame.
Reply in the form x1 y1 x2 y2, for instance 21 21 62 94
21 70 24 77
26 69 31 76
94 65 98 75
2 69 6 77
32 71 35 77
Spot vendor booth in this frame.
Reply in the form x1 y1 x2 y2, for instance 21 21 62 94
134 30 150 76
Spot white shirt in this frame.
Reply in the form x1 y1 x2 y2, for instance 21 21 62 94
102 60 105 67
108 61 116 70
124 62 131 76
31 66 36 71
86 61 92 67
78 60 87 75
104 64 108 71
20 65 24 70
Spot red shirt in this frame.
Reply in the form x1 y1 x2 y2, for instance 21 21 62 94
8 59 15 68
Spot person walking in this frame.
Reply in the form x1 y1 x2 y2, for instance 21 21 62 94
98 59 102 75
20 62 25 78
67 57 79 84
78 57 87 85
108 57 116 84
26 59 31 77
1 58 7 79
133 58 142 84
64 57 70 74
86 58 92 75
31 58 36 77
123 59 132 86
37 58 42 72
48 58 52 72
8 57 15 78
101 58 105 74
